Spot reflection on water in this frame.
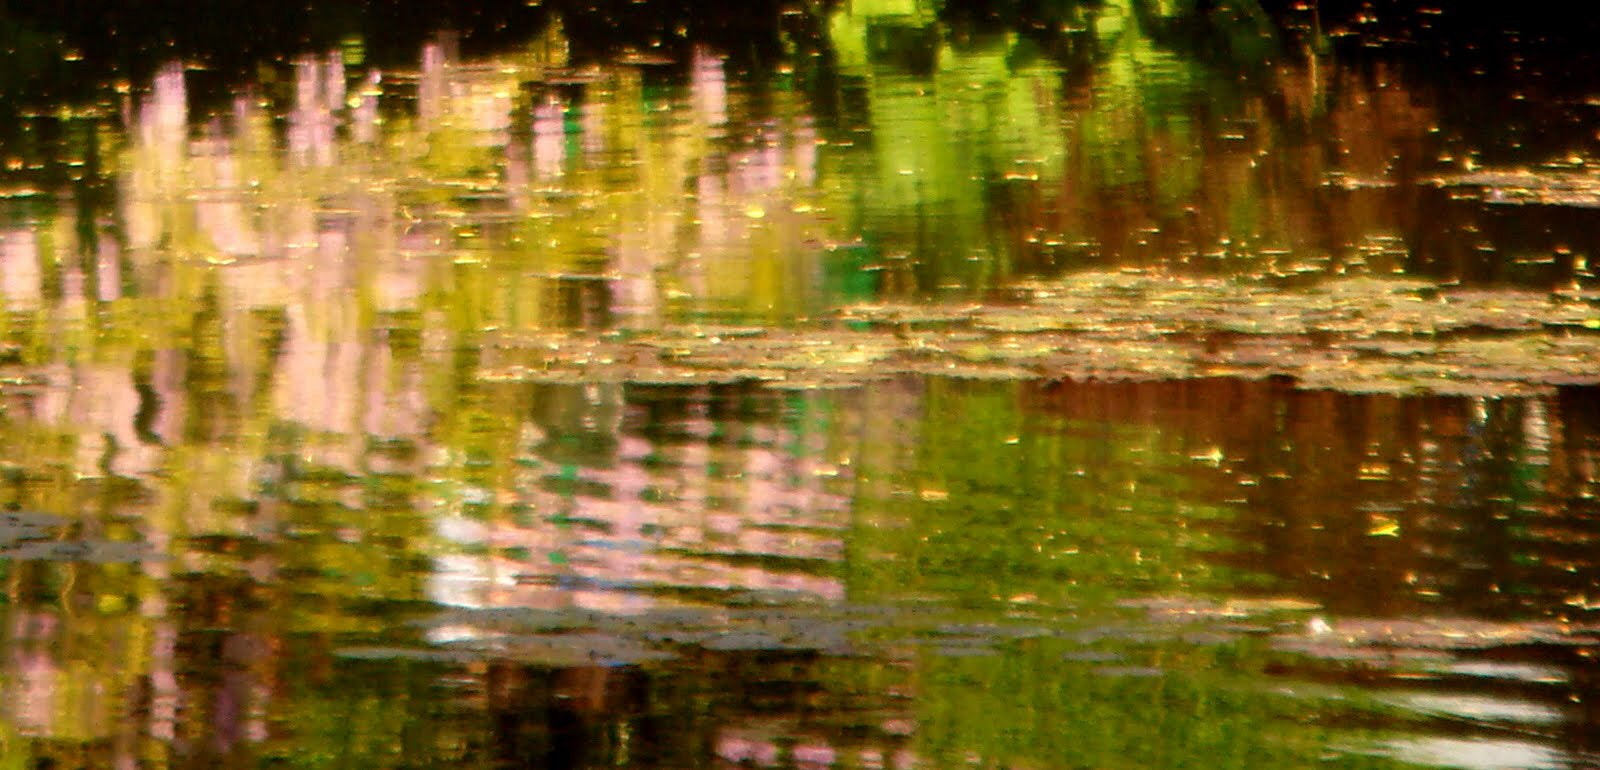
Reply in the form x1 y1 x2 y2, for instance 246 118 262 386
429 383 852 611
3 371 1598 767
1 0 1599 767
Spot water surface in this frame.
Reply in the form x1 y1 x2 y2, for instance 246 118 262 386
1 1 1598 767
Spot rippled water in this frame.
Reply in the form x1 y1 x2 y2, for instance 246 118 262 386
0 1 1598 767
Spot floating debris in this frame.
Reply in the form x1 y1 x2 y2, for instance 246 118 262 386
1059 650 1126 663
0 511 69 544
1092 665 1167 678
398 600 1066 666
0 539 159 563
1273 616 1600 654
1433 167 1600 208
476 273 1600 397
333 647 487 664
1119 595 1323 622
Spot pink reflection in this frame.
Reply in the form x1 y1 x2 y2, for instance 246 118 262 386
465 77 513 147
373 255 425 311
416 36 512 143
691 47 727 127
419 41 449 127
123 61 189 251
729 138 783 195
505 133 531 209
77 365 164 476
275 307 362 439
288 55 338 166
6 361 169 477
193 122 261 257
324 51 346 111
352 70 383 143
534 94 567 179
58 265 87 321
717 733 780 766
9 645 59 734
148 625 179 742
143 61 188 148
362 337 429 439
96 227 122 301
0 228 42 309
2 611 120 740
582 100 605 156
150 348 187 445
793 743 838 766
793 119 818 187
430 390 850 610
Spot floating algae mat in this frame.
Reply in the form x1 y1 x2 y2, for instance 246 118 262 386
0 511 160 563
0 511 70 544
480 273 1600 396
340 595 1320 667
1433 164 1600 208
350 600 1069 665
335 594 1600 704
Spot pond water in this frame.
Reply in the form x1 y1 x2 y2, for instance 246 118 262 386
1 1 1598 767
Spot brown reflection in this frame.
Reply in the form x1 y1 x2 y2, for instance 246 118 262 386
1024 378 1600 621
473 650 917 770
484 664 649 769
1036 62 1443 277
